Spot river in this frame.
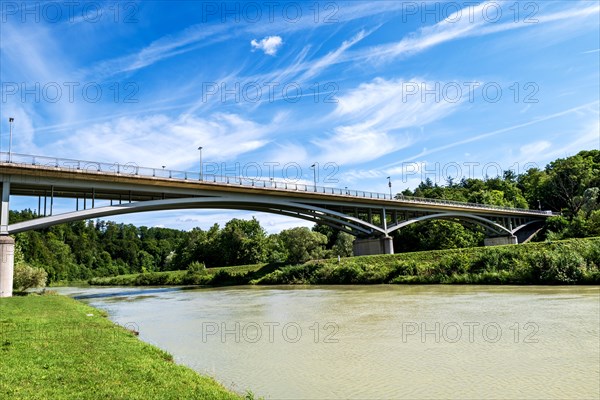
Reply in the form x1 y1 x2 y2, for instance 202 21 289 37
56 285 600 399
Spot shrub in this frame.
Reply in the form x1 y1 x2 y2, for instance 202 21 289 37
390 260 418 277
434 253 470 276
187 261 206 274
528 249 586 284
317 264 362 284
13 263 48 292
134 272 159 286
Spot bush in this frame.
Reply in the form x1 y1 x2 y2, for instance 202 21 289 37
187 261 206 274
433 253 470 276
13 263 48 292
317 264 362 284
528 249 586 284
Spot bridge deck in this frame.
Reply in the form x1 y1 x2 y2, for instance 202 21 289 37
0 153 556 218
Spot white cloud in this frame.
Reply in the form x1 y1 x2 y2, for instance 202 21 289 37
45 112 280 169
312 77 464 165
313 127 411 166
251 36 283 56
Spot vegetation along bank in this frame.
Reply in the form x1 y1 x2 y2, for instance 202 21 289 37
89 237 600 286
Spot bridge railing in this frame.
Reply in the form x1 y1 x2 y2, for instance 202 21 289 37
0 152 556 216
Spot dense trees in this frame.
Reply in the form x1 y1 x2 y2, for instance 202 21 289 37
10 150 599 283
396 150 600 249
11 214 355 283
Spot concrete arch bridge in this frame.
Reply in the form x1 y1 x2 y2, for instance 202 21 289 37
0 153 556 296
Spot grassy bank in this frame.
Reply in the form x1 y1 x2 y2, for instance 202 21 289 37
0 295 241 399
89 238 600 286
89 263 279 286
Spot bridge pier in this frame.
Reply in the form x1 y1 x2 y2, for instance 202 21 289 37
353 236 394 256
0 236 15 298
484 235 518 246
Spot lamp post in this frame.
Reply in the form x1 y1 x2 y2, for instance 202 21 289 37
310 163 317 192
198 146 203 181
8 117 14 163
387 176 392 199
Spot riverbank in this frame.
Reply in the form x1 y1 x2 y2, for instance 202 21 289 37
0 294 242 399
89 237 600 286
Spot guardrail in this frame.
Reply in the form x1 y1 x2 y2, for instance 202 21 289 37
0 152 557 216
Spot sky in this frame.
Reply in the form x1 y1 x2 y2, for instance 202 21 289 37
1 0 599 233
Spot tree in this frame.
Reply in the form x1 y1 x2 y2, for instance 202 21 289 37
278 227 328 264
331 232 354 257
393 220 484 252
517 167 549 209
219 218 268 266
13 263 48 292
544 152 598 216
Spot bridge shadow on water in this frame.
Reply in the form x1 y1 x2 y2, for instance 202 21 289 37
71 287 191 300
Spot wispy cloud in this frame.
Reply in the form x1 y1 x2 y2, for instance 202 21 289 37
341 2 600 67
519 140 553 160
395 101 600 165
311 77 464 165
82 24 231 80
44 112 283 168
296 29 371 83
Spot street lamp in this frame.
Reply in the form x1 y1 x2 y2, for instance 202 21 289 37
8 117 14 163
310 163 317 192
198 146 203 181
387 176 392 199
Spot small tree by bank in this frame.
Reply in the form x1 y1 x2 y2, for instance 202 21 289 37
13 263 48 292
11 240 48 292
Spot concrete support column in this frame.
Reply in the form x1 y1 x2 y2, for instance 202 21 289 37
1 181 9 235
0 236 15 298
382 236 394 254
353 236 394 256
484 235 518 246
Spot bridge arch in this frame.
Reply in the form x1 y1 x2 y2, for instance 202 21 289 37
386 212 513 236
8 196 386 237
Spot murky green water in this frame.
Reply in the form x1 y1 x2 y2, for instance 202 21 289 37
58 285 600 399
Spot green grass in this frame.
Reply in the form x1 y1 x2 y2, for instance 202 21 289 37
0 294 241 400
88 238 600 287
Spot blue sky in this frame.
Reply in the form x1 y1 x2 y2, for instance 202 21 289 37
1 1 599 232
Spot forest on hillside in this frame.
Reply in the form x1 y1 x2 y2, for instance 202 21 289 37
11 150 600 282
